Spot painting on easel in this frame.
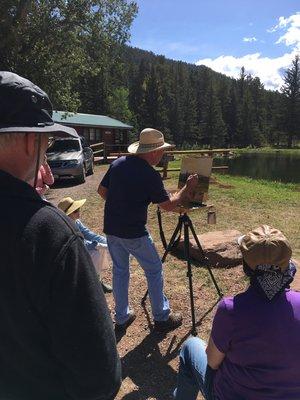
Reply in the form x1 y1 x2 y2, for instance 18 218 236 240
178 156 213 205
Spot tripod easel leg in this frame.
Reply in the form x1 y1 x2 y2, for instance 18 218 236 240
183 219 197 336
161 218 182 262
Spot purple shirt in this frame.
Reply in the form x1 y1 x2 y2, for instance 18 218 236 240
212 287 300 400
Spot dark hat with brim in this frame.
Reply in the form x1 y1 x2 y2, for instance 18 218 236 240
0 123 77 137
0 71 78 138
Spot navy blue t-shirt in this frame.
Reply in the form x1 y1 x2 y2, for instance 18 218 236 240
101 156 169 238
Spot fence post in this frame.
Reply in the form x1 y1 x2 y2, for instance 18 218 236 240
103 143 107 163
162 161 168 179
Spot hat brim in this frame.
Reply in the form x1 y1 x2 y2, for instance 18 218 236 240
128 141 174 154
0 123 78 138
66 199 86 216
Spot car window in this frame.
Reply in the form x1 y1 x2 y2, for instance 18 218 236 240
47 140 80 153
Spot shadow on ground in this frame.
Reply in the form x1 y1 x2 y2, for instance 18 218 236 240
118 298 219 400
51 178 83 189
120 332 179 400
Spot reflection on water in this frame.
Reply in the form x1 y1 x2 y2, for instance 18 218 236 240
214 152 300 183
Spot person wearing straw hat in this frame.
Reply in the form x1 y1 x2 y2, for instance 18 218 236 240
58 196 113 294
0 72 120 400
174 225 300 400
98 128 198 332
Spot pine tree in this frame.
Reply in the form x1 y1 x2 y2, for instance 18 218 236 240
225 82 239 146
128 60 149 131
281 55 300 147
202 81 227 148
248 76 267 145
144 64 168 131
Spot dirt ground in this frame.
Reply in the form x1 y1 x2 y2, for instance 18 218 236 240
47 165 299 400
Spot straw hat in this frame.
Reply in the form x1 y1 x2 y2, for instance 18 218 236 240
58 197 86 216
128 128 173 154
238 225 292 271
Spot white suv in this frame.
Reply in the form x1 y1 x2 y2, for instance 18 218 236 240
47 137 94 183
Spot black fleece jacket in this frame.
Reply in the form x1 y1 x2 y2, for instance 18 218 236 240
0 170 121 400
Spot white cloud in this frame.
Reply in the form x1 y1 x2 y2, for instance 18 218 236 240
195 51 298 91
243 37 257 42
272 13 300 49
195 13 300 91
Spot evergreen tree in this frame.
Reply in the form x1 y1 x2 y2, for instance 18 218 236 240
144 64 168 131
181 77 200 146
128 60 149 131
168 65 185 146
248 76 267 145
224 82 239 147
281 55 300 147
202 80 227 148
107 87 133 123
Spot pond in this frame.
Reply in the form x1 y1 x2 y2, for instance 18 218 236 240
214 151 300 183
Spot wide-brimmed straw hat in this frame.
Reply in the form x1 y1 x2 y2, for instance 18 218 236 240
128 128 173 154
58 197 86 216
238 225 292 271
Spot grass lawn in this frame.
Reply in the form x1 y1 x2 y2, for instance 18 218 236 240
161 172 300 259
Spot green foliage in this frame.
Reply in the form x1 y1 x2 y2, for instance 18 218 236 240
202 79 227 148
280 55 300 148
1 2 299 148
107 86 133 123
123 47 297 148
0 0 138 111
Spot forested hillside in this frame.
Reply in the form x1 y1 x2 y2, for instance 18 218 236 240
122 46 286 148
83 45 299 148
1 1 299 147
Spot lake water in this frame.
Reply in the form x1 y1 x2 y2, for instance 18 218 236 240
214 152 300 184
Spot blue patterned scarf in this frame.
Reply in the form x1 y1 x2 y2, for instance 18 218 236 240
243 260 297 301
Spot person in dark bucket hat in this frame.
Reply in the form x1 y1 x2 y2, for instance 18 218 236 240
0 71 77 136
0 71 78 188
0 72 121 400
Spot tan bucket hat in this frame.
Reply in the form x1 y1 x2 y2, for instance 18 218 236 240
238 225 292 271
58 197 86 216
128 128 173 154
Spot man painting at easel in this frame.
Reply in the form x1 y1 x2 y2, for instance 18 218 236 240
98 128 198 332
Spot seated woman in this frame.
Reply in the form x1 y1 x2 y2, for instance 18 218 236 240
58 197 112 294
174 225 299 400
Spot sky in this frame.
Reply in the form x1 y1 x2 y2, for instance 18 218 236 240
129 0 300 90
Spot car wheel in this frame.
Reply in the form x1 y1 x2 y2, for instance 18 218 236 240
77 166 86 183
87 159 94 176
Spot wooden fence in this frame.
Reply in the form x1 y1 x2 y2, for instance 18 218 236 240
90 143 233 178
91 142 128 163
108 148 233 179
90 142 105 161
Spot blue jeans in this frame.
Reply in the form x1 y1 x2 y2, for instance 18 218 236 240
174 337 216 400
107 234 170 324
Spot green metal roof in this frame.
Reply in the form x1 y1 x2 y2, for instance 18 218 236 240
53 111 133 130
